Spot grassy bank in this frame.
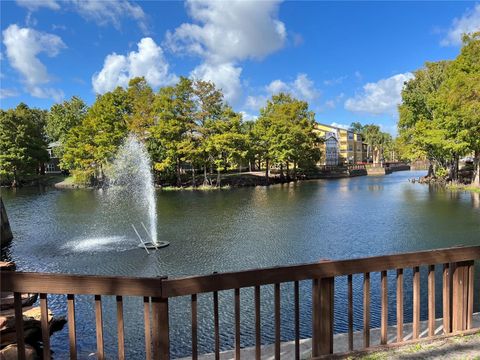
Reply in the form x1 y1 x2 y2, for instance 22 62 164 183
447 183 480 193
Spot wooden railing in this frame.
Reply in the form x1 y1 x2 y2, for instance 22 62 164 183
1 246 479 360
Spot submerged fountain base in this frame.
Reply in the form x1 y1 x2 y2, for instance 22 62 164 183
138 241 170 250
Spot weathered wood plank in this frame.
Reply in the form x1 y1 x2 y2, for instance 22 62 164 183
161 246 480 297
442 264 450 334
348 274 353 351
14 292 26 360
40 293 51 360
275 283 281 359
1 272 164 296
67 294 77 360
319 277 334 354
381 271 388 345
413 267 420 339
428 265 435 337
235 288 241 360
116 296 125 360
214 291 220 360
255 285 261 360
95 295 104 360
363 273 370 348
467 263 474 329
144 297 152 360
396 269 404 342
294 281 300 360
159 297 170 360
312 278 320 357
191 294 198 360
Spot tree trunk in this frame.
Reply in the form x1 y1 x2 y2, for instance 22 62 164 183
427 162 434 178
192 164 196 187
249 160 252 172
265 158 270 185
293 161 297 181
279 164 284 180
286 162 290 181
216 168 221 187
473 150 480 187
176 159 181 187
203 164 208 186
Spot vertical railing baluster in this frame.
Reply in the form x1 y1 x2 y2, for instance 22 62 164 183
413 267 420 339
381 270 388 345
152 298 160 360
396 269 404 343
255 285 261 360
14 292 26 360
442 264 450 334
274 283 281 359
311 278 319 357
144 297 152 360
67 294 77 360
294 281 300 360
94 295 104 360
467 262 474 330
319 277 334 355
191 294 198 360
235 288 241 359
348 274 353 351
159 297 170 360
363 273 370 348
116 296 125 360
40 293 51 360
428 265 435 337
213 291 220 360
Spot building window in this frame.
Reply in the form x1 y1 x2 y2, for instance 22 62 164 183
348 132 354 140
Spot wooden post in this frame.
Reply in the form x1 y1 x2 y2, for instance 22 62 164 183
451 261 474 332
311 278 320 357
318 277 334 355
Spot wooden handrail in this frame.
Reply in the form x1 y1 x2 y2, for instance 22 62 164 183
0 272 165 297
1 245 478 360
162 246 480 297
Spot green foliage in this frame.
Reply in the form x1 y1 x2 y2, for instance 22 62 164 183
398 32 480 184
61 87 130 184
46 96 87 147
0 103 49 185
253 93 321 180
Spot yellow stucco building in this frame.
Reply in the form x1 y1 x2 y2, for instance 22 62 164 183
314 123 367 165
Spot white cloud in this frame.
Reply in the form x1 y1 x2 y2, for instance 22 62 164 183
92 37 177 94
191 62 242 103
344 72 414 115
2 24 65 101
323 75 347 86
167 0 286 63
16 0 148 33
0 88 20 99
441 4 480 46
16 0 60 11
239 111 257 122
166 0 286 103
324 100 336 109
71 0 148 33
245 73 320 111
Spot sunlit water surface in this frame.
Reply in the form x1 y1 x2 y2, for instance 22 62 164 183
2 171 479 358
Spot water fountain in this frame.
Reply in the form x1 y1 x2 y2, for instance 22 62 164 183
108 134 169 251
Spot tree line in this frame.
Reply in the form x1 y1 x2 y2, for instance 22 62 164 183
397 32 480 186
1 77 322 187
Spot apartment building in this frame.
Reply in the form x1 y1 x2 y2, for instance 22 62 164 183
314 123 367 165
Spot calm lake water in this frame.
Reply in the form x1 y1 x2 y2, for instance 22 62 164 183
1 170 479 358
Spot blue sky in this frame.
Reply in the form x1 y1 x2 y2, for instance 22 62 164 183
1 1 479 135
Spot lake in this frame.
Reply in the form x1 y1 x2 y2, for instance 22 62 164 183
1 171 479 358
